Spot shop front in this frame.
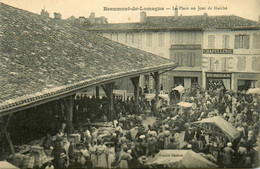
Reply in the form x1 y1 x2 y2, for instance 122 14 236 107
171 71 202 89
206 72 232 90
233 72 260 92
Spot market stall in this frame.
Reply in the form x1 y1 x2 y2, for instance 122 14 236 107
147 150 218 168
191 116 241 141
0 161 20 169
169 86 185 103
247 88 260 94
177 102 194 108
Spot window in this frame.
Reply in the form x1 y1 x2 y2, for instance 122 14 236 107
253 34 260 49
110 32 118 41
158 32 165 47
170 31 175 43
208 35 215 48
221 57 228 70
146 33 153 47
174 52 183 66
126 33 134 44
222 35 230 48
209 57 215 70
187 53 195 67
235 35 250 49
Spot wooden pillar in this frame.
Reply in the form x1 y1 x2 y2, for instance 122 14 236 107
130 76 140 113
102 82 115 120
63 95 74 134
96 86 100 99
4 114 16 166
153 72 160 103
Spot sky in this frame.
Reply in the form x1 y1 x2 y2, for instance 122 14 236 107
1 0 260 23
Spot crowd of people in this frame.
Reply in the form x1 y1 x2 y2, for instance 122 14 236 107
41 85 259 169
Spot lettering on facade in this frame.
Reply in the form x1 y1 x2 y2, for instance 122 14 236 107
203 49 233 54
171 44 201 50
206 73 231 78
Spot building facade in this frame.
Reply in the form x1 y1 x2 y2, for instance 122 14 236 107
202 29 260 91
85 12 260 92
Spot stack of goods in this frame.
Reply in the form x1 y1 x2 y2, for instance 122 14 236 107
23 146 51 169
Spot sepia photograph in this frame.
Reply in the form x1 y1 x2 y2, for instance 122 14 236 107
0 0 260 168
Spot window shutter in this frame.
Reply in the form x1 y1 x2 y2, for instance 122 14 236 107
192 54 195 66
234 35 239 49
187 54 190 66
179 53 183 66
226 35 230 48
222 35 225 48
210 57 214 70
246 35 250 49
221 57 227 70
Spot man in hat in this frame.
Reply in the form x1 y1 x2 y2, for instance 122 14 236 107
223 142 235 167
138 156 149 169
184 126 195 144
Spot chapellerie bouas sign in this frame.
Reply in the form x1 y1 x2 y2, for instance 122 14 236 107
203 49 233 54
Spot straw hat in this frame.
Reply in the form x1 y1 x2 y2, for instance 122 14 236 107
139 135 146 139
138 156 148 163
60 153 66 158
187 144 192 149
164 130 170 137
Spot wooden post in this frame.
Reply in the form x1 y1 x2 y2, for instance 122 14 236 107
96 86 100 99
153 72 160 104
130 76 140 113
102 82 115 120
4 114 16 166
63 95 74 134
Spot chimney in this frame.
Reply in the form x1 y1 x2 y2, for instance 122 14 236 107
79 16 85 24
41 9 49 17
140 12 146 23
54 12 62 20
203 13 208 18
174 8 178 17
89 12 95 24
100 16 108 24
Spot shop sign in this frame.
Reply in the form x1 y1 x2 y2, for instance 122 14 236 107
171 44 201 50
206 73 231 78
203 49 233 54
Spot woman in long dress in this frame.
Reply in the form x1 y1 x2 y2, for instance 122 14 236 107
89 141 98 168
97 141 108 168
106 143 115 168
117 147 132 169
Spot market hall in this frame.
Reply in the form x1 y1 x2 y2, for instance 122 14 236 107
0 2 178 168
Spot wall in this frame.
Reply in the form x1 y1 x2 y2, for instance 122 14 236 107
202 29 260 90
102 30 203 59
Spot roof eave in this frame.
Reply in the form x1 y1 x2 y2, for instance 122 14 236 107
0 63 177 116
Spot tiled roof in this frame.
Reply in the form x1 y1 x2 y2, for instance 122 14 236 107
86 15 260 31
0 3 176 115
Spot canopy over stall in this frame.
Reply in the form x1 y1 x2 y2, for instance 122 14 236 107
191 116 240 141
147 150 218 168
145 93 169 102
177 102 194 108
247 88 260 94
172 86 185 95
0 161 20 169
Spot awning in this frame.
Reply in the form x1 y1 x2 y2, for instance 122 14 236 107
145 94 170 102
177 102 194 108
191 116 240 140
0 161 19 169
147 150 218 168
172 86 185 95
247 88 260 94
